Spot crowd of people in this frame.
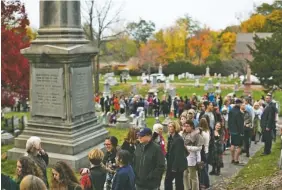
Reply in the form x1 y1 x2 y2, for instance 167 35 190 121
2 91 279 190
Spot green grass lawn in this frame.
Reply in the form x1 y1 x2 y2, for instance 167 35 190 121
99 75 241 84
227 138 281 189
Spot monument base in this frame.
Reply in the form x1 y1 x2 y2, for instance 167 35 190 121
8 142 104 170
244 82 252 96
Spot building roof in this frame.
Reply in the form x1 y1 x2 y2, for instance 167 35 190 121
234 33 273 54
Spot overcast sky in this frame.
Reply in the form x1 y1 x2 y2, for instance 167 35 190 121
22 0 274 31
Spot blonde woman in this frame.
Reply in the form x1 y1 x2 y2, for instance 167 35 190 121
165 121 187 190
20 175 47 190
25 136 48 187
80 149 107 190
253 102 262 144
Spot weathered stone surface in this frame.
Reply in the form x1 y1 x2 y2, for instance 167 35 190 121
8 0 108 170
1 133 14 145
31 66 65 118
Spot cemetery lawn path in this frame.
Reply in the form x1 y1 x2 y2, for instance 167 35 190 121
226 138 281 190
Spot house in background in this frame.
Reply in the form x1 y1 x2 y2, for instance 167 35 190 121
233 32 273 61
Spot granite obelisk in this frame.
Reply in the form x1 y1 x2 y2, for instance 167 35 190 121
8 0 108 169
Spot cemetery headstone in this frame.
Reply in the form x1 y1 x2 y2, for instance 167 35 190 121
214 73 217 78
194 79 200 88
136 107 146 129
165 79 170 90
205 66 210 77
103 82 111 97
158 65 163 74
234 82 239 92
152 75 157 86
131 85 137 95
8 0 108 169
116 115 130 129
1 132 14 145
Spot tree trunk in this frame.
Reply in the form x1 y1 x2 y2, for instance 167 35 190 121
94 54 100 93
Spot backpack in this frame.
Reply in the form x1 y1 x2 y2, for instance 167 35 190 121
87 173 96 190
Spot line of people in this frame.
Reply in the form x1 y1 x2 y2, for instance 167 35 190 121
2 92 278 190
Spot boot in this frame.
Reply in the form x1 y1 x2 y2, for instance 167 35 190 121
246 152 250 157
215 167 221 176
209 166 216 175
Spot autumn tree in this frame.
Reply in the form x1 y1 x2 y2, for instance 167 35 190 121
138 40 166 74
1 0 30 102
104 33 137 62
126 19 155 50
176 15 200 59
188 29 212 65
248 28 282 89
241 2 282 33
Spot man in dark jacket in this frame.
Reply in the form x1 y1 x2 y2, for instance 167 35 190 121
165 121 187 190
133 128 165 190
228 99 244 165
261 94 276 155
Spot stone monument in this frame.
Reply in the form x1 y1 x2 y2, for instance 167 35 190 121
8 0 108 169
244 65 252 95
158 64 163 74
103 82 111 97
205 66 210 77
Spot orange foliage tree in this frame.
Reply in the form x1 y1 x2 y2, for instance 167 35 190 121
138 40 166 73
188 29 212 65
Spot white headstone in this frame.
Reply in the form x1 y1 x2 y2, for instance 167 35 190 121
158 65 163 74
194 79 200 87
214 73 217 77
152 75 157 86
205 66 210 77
165 79 170 90
218 73 222 78
13 117 19 127
136 107 146 129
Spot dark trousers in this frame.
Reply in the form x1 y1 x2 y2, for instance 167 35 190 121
200 153 210 188
164 170 184 190
244 130 251 154
174 109 178 118
154 108 159 117
263 130 273 154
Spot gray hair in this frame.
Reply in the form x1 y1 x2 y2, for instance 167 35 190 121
26 136 41 153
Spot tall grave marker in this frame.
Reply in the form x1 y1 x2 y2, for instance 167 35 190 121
8 0 108 169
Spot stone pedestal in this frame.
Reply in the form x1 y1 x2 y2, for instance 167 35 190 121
7 0 108 170
116 114 130 129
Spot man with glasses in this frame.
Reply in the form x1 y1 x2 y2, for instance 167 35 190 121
133 128 165 190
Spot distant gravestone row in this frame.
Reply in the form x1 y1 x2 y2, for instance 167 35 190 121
2 115 27 137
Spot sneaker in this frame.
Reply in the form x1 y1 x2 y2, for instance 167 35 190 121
246 153 250 157
209 171 216 175
231 160 235 164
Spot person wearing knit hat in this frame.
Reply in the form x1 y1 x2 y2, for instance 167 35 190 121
25 136 49 188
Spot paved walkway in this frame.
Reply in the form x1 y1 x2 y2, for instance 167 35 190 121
159 142 263 189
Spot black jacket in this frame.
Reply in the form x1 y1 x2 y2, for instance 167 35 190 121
261 102 276 130
166 133 187 172
228 105 244 135
133 141 165 189
86 165 107 190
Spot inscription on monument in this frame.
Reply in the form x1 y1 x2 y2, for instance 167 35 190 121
31 67 65 118
71 66 94 117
